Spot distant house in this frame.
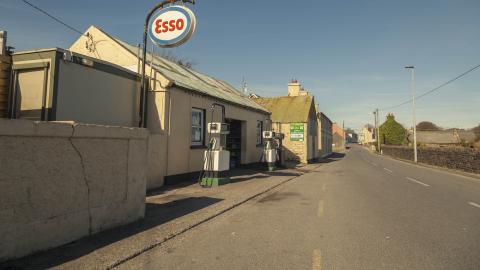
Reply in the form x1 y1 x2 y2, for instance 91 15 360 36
408 129 476 147
346 132 358 144
332 122 345 149
252 80 333 163
318 111 333 158
360 125 375 145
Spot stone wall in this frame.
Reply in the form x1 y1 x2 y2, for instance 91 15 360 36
0 119 148 261
0 54 10 117
381 145 480 174
273 123 307 163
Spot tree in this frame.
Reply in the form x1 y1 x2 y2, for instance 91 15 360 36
416 121 442 131
379 114 407 145
159 51 195 69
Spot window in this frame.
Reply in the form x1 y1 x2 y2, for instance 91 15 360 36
191 108 205 146
256 120 263 146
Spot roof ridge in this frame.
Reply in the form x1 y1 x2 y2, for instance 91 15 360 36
254 95 312 99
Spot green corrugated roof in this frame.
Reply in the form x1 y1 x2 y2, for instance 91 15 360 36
252 96 314 123
110 37 269 114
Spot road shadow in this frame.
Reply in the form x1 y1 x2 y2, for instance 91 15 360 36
145 197 223 224
264 171 301 177
230 174 270 183
1 196 223 270
315 152 346 164
258 192 302 203
147 180 196 197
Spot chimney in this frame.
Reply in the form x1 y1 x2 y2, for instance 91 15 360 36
288 79 301 96
0 31 6 55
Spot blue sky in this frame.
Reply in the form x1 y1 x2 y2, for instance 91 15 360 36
1 0 479 131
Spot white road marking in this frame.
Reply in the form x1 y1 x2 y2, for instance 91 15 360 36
371 162 378 167
405 177 430 187
468 202 480 209
383 168 393 173
318 200 325 218
312 249 321 270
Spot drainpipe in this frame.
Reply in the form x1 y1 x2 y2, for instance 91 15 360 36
0 31 11 118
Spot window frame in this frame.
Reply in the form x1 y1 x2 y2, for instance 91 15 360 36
191 108 206 147
256 120 263 147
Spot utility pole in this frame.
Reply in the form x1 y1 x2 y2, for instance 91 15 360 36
405 66 418 163
374 109 381 153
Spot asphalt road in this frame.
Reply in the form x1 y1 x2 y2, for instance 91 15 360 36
118 145 480 270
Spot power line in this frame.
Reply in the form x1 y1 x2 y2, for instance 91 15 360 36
21 0 85 36
381 63 480 111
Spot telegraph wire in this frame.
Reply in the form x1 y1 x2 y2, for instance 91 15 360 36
381 63 480 111
21 0 86 36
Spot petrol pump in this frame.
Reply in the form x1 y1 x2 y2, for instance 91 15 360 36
200 103 231 187
261 120 283 171
262 130 277 171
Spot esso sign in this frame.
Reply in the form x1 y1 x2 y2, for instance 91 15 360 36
148 6 196 48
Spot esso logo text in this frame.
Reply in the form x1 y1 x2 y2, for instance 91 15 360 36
154 18 185 34
148 6 196 48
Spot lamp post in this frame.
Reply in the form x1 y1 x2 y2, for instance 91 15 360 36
405 66 418 163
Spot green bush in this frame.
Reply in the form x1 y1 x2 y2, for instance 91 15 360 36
379 114 407 145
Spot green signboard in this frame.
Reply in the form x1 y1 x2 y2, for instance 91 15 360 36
290 123 304 142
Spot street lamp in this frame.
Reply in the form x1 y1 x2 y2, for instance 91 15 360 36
405 66 418 163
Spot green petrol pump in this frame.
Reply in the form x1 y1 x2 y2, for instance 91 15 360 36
200 104 230 187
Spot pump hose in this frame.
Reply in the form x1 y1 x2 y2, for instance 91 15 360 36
199 151 211 187
199 138 215 188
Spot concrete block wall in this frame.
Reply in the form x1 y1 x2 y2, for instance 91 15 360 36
0 119 149 261
381 145 480 174
0 54 10 117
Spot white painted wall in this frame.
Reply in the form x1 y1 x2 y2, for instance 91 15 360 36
0 119 148 261
56 60 140 127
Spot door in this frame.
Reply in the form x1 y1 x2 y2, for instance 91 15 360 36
226 119 242 168
14 68 47 120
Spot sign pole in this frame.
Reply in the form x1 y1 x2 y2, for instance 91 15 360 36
139 0 195 128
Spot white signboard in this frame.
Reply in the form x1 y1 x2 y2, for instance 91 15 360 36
148 5 196 48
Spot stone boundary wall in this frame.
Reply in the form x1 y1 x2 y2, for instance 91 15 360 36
0 119 149 261
381 145 480 174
